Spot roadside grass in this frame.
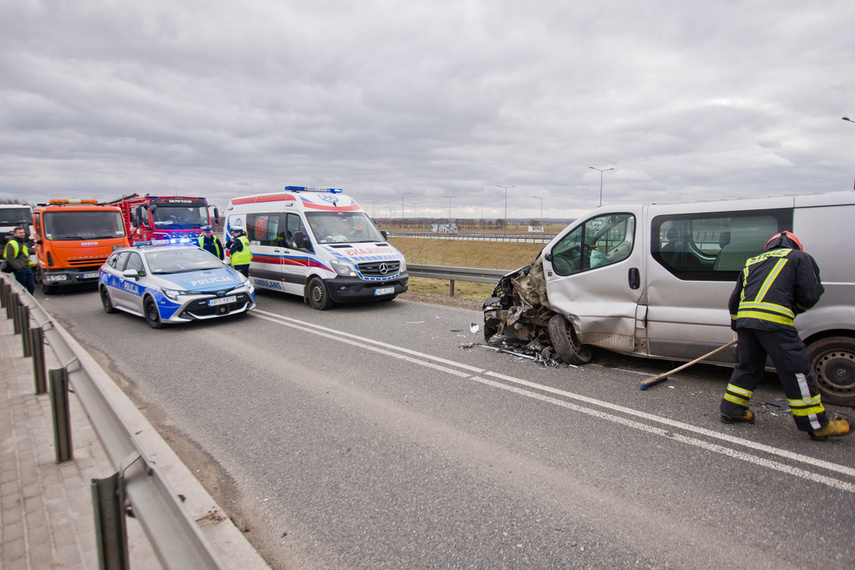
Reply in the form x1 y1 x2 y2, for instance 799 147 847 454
390 237 543 300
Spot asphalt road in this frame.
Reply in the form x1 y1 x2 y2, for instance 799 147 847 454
38 286 854 569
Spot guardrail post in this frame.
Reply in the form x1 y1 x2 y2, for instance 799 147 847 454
20 304 32 357
92 471 130 570
0 281 7 309
31 327 47 394
449 279 456 297
49 367 73 462
12 294 22 332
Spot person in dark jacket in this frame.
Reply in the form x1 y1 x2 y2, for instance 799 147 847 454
197 225 224 260
720 231 849 440
4 226 35 294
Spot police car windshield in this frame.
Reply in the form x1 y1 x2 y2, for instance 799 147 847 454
306 212 384 244
146 248 224 274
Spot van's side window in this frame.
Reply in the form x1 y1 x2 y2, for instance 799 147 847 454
247 214 282 246
651 208 792 281
551 214 635 276
285 213 310 251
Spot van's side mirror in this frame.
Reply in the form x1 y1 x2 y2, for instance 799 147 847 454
381 230 388 240
544 252 553 262
293 231 312 251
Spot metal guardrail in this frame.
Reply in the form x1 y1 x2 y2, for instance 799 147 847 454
388 231 556 244
407 264 508 296
1 274 225 569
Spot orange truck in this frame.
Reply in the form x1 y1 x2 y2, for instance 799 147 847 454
32 199 130 294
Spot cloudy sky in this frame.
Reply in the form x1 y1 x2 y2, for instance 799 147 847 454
2 0 854 221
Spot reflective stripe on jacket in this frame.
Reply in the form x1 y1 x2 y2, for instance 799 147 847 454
728 247 824 331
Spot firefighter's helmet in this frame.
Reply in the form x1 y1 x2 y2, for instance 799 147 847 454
764 231 803 251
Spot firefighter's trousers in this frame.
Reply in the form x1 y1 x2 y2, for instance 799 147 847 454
720 328 828 432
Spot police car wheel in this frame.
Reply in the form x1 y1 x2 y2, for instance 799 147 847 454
307 277 333 311
143 297 163 329
100 287 117 314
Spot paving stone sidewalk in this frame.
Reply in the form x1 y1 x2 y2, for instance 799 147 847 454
1 312 162 569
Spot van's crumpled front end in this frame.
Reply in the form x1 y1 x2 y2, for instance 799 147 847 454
483 255 593 365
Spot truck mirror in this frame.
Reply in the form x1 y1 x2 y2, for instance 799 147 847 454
212 207 220 224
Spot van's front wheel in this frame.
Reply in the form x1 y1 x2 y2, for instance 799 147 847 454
808 336 855 407
307 277 333 310
548 314 592 365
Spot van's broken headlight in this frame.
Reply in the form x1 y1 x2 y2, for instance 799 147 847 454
330 259 358 277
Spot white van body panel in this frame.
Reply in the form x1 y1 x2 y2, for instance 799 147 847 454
224 190 408 308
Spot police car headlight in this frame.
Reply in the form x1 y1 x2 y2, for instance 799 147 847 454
330 259 357 277
161 288 189 301
234 279 254 294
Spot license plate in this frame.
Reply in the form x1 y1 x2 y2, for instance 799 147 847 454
208 295 236 307
374 287 395 296
82 272 100 279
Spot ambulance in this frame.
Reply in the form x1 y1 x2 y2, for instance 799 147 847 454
224 187 408 309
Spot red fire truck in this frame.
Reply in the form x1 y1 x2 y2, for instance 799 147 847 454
103 194 219 244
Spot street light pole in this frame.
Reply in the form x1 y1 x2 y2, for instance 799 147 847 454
844 117 855 124
401 192 412 228
589 166 614 207
496 184 514 224
532 195 543 221
442 195 456 222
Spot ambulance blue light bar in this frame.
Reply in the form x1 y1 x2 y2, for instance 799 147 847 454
284 186 343 194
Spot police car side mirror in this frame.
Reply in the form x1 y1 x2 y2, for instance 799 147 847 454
121 269 140 280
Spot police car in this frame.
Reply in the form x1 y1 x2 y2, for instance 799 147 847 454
98 242 255 328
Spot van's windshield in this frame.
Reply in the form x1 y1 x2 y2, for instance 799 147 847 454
306 212 385 244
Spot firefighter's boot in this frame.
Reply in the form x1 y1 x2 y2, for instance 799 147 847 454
809 416 851 441
720 410 754 424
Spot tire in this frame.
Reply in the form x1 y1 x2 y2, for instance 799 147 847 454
100 287 117 314
548 313 592 365
307 277 333 310
808 336 855 407
143 296 163 329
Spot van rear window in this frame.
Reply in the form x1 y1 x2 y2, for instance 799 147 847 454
651 208 792 281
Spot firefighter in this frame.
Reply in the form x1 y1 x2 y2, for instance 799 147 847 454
3 226 35 294
720 231 849 440
197 225 224 260
226 227 252 277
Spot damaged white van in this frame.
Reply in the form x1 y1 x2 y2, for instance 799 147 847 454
483 191 855 406
225 187 408 309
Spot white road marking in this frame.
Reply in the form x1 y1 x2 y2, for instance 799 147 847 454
252 310 855 491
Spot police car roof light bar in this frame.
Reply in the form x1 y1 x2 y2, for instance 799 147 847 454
284 186 343 194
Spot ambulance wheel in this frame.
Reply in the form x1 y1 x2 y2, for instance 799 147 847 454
143 296 163 329
307 277 333 311
548 313 592 365
100 286 117 314
808 336 855 407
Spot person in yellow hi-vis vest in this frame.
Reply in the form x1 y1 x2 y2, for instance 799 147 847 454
3 226 35 294
226 228 251 277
